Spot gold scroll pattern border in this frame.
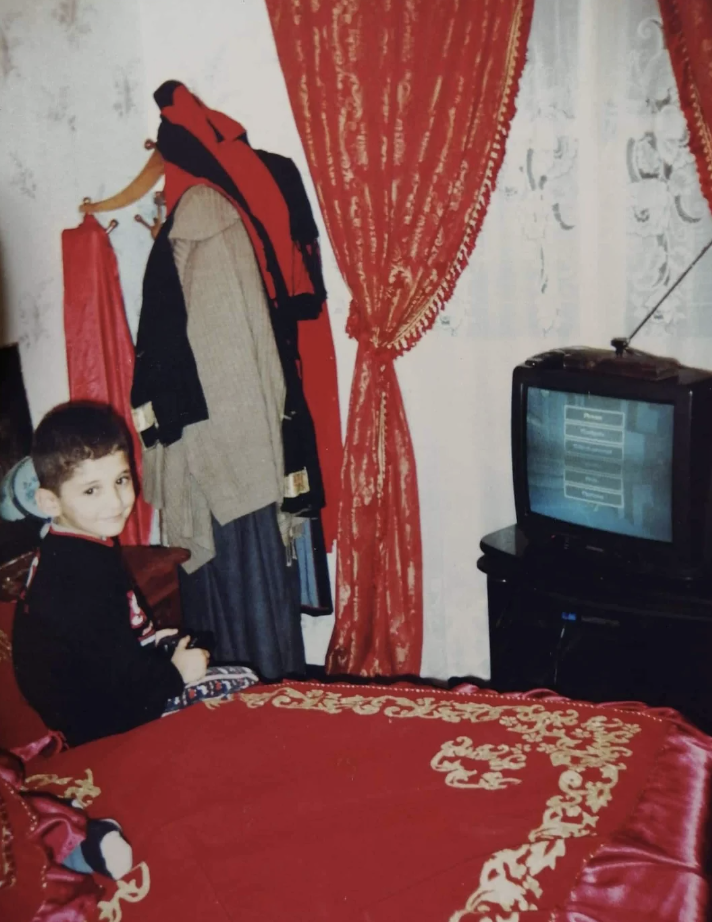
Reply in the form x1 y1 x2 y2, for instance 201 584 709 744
20 770 150 921
240 685 642 921
431 737 530 791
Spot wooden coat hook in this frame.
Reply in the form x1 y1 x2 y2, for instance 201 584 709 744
79 144 165 214
81 203 119 234
134 190 165 239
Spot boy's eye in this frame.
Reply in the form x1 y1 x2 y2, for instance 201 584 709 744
116 475 130 486
84 488 95 496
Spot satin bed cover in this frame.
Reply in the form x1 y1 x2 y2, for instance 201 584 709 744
9 681 712 921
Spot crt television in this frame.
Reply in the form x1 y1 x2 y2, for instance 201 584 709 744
511 346 712 579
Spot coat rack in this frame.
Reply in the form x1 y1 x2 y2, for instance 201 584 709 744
79 140 166 235
134 191 165 240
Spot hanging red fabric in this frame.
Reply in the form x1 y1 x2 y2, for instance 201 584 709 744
266 0 534 675
61 215 153 546
658 0 712 215
298 303 342 549
160 88 302 304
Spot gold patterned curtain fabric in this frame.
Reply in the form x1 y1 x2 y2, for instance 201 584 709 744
267 0 534 354
266 0 534 675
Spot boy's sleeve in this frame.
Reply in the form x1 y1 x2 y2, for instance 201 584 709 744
67 574 185 739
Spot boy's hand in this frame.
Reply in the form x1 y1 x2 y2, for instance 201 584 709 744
171 635 209 684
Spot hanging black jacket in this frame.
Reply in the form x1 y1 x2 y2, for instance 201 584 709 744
131 81 327 515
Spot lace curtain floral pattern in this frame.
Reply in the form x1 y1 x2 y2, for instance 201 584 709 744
627 13 712 334
487 12 579 337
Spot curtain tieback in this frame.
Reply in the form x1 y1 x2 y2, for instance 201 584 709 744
357 335 396 369
354 336 398 498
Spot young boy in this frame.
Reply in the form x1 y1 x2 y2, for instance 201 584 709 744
12 402 210 747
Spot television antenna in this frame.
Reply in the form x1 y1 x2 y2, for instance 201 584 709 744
611 235 712 356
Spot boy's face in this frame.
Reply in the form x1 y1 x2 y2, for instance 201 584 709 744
37 450 136 539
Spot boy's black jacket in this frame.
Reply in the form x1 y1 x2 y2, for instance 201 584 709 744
12 531 184 747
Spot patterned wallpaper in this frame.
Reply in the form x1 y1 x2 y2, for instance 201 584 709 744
0 0 154 422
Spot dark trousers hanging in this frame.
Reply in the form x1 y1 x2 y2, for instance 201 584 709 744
178 503 305 681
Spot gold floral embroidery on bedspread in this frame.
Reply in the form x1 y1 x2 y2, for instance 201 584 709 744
21 769 151 920
240 686 641 921
97 863 151 922
431 738 529 790
203 694 235 710
23 768 101 809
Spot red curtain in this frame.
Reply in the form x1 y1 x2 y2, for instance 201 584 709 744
659 0 712 214
61 216 153 546
266 0 533 675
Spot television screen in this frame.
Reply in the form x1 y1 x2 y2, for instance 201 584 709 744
526 387 674 543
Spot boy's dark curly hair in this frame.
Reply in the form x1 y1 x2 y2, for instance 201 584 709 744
32 402 132 494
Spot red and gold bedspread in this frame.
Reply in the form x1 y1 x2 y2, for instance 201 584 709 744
23 683 712 921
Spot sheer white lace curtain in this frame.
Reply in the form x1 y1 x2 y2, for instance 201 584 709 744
404 0 712 682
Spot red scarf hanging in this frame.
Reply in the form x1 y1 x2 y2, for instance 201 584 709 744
160 87 302 303
159 85 342 548
61 216 153 546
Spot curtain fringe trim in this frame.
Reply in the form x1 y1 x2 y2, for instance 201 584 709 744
660 0 712 214
387 0 533 358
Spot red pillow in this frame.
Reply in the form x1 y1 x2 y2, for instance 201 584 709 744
0 602 50 750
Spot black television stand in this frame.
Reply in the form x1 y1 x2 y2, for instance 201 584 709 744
478 525 712 733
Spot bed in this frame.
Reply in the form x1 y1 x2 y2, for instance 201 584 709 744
2 602 712 921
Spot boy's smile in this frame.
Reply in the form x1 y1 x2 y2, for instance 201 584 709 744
39 450 136 539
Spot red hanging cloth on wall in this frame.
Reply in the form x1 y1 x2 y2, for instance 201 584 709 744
298 302 342 549
61 216 153 546
266 0 534 675
659 0 712 215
